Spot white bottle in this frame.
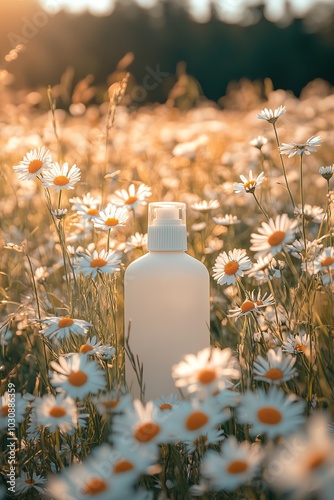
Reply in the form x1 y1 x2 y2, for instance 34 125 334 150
124 202 210 401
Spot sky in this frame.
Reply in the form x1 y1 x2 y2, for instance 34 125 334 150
38 0 332 22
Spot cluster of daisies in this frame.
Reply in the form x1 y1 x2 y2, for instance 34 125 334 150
1 102 333 499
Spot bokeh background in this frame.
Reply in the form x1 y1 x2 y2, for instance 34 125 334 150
1 0 334 107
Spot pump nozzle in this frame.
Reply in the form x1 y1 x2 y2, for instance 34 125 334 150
147 202 187 251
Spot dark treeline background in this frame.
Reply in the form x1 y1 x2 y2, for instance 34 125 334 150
1 0 334 104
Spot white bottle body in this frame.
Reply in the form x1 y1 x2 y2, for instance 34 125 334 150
124 251 210 401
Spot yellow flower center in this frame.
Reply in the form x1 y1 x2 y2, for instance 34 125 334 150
185 411 209 431
320 257 334 267
53 175 70 186
257 407 282 425
0 405 9 417
227 460 249 474
159 403 172 411
264 368 284 381
241 300 256 313
197 368 217 384
90 258 108 268
244 180 256 191
268 230 286 247
134 422 160 443
306 451 327 470
25 479 36 485
224 261 239 275
102 400 119 409
87 208 99 216
82 478 108 495
28 159 43 174
79 344 94 354
125 196 138 205
68 370 88 387
294 344 305 352
105 217 119 226
113 460 134 474
58 317 74 328
49 406 67 418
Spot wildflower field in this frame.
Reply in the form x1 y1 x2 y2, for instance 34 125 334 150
1 74 334 499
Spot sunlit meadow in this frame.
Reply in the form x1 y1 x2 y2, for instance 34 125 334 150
1 72 334 499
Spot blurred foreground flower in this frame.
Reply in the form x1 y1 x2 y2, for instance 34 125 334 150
279 135 321 157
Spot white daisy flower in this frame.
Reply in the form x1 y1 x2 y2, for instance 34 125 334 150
152 393 181 414
93 204 129 231
234 170 265 194
41 162 81 191
266 413 334 500
110 183 152 210
39 316 92 341
191 221 207 232
249 136 268 149
237 387 305 439
78 336 116 361
185 427 225 455
282 331 312 355
77 205 100 220
13 146 52 181
33 394 78 434
228 291 275 319
15 472 47 495
212 214 240 226
191 200 220 212
257 105 286 124
279 135 321 157
92 391 132 417
212 249 252 286
70 192 101 211
319 164 334 181
286 238 321 259
253 348 297 385
313 246 334 274
201 436 263 492
73 249 122 278
172 346 240 397
51 208 68 219
294 204 326 223
50 354 106 399
125 232 148 252
250 214 298 258
112 399 168 451
168 398 229 443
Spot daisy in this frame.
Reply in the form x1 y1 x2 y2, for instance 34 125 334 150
51 208 68 219
294 204 326 223
191 200 220 212
228 291 275 319
152 393 180 414
70 193 101 211
168 398 229 443
110 183 152 210
253 348 297 385
257 105 286 123
266 413 334 500
50 354 106 399
279 135 321 157
0 392 32 430
250 214 298 258
39 316 92 341
286 238 321 259
33 394 78 434
77 205 101 220
92 391 132 417
73 249 122 278
237 387 305 439
41 162 81 191
212 249 252 286
125 232 148 252
112 399 168 451
201 436 263 492
15 472 47 495
249 136 268 149
172 346 240 397
247 255 273 279
13 146 52 181
319 164 334 181
78 336 116 360
212 214 240 226
282 332 312 355
185 427 225 455
93 204 129 231
234 170 265 194
312 247 334 274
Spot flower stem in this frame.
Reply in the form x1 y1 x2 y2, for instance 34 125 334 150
252 192 269 221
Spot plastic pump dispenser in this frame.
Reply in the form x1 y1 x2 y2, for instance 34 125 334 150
125 202 210 401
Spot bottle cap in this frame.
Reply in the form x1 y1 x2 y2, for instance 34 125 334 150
147 202 187 251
